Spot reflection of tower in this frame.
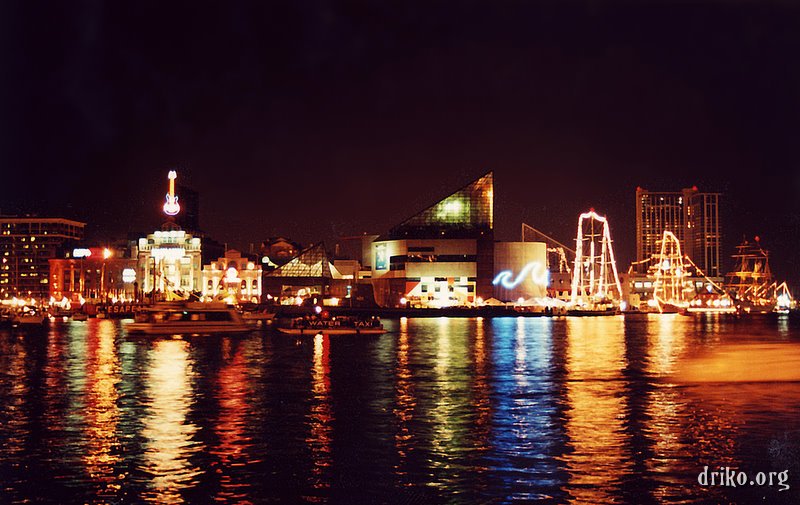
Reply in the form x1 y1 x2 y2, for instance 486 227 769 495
563 317 630 503
141 340 201 503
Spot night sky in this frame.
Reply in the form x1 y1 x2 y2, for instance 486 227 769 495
1 2 799 284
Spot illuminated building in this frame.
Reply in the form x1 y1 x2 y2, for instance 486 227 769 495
0 216 85 300
201 249 262 303
635 187 721 277
134 171 203 298
262 242 352 305
367 172 494 308
135 226 203 296
49 246 137 303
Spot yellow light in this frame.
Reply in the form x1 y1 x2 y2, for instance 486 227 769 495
226 267 238 282
103 248 112 259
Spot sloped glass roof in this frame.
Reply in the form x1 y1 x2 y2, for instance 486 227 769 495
266 243 333 278
389 172 493 238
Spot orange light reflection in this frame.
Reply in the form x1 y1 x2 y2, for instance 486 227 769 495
563 317 629 504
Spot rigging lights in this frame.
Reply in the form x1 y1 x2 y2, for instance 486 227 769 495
652 230 692 312
570 210 623 305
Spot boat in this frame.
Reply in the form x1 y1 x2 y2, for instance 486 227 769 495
566 306 620 317
125 301 250 335
72 312 88 321
684 291 737 315
240 306 275 325
276 315 387 335
0 307 13 327
12 306 49 326
724 238 776 314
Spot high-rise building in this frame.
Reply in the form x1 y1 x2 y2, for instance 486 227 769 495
635 187 721 276
0 216 86 299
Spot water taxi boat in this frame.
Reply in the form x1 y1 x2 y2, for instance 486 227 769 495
276 315 386 335
126 302 250 335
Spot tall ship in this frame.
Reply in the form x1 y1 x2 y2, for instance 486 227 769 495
631 230 734 314
724 237 780 313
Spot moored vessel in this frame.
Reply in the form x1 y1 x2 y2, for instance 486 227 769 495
12 306 49 327
125 301 250 335
276 315 386 335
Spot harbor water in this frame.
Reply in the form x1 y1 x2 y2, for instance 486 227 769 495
1 314 799 504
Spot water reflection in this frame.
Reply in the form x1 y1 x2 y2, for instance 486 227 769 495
0 315 799 504
489 317 563 501
470 318 491 465
306 332 333 494
211 337 257 503
0 328 29 494
140 339 202 503
563 316 630 504
393 317 415 478
83 320 121 499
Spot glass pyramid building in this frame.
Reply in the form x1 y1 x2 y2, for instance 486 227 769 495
389 172 494 239
266 242 334 278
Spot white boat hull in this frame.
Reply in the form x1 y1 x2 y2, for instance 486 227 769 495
126 322 250 335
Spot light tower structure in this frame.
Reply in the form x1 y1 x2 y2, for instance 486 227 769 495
570 210 623 307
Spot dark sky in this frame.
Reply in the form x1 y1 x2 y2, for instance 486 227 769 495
1 1 799 284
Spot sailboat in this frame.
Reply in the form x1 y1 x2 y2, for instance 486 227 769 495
724 237 776 314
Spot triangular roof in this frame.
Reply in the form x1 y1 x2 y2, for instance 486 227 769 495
266 242 333 278
389 171 493 238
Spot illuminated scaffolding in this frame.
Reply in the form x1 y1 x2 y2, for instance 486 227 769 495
570 210 623 306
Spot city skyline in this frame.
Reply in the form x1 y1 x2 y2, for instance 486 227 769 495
1 2 798 283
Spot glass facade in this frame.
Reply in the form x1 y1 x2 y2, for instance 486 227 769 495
390 172 494 238
267 243 333 278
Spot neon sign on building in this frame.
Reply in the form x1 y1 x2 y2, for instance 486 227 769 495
492 261 549 289
163 170 181 216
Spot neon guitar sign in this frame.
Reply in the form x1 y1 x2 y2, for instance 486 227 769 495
163 170 181 216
